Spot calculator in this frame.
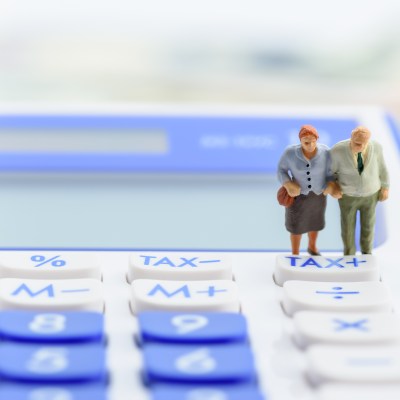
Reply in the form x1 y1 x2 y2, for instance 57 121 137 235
0 105 398 400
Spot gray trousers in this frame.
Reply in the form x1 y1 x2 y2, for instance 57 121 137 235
338 191 379 255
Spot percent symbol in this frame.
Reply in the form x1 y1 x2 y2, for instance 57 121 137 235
31 255 66 267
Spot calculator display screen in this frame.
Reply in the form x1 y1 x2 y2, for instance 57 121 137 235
0 113 387 251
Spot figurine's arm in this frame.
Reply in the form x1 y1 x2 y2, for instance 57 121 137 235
277 148 301 197
324 149 342 198
377 142 389 202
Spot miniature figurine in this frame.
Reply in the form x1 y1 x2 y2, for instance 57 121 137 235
277 125 338 255
330 126 390 255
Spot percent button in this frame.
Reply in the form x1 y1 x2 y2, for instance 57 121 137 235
0 252 101 280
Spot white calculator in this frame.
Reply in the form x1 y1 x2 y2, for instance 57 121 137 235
0 105 398 400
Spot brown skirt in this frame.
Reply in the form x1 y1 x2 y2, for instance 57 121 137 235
285 192 327 234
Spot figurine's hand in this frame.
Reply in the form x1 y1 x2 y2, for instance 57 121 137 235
284 181 301 197
379 188 389 201
324 181 342 199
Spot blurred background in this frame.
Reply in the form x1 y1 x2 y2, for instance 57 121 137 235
1 0 400 115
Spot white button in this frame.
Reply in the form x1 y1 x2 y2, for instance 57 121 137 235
274 255 379 286
293 311 400 348
128 253 232 282
130 279 240 314
0 252 101 280
318 383 400 400
307 345 400 385
282 281 391 316
0 278 104 312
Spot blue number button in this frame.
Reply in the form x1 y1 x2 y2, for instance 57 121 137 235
143 343 256 384
0 311 104 343
152 385 265 400
0 343 106 383
0 383 107 400
138 311 247 344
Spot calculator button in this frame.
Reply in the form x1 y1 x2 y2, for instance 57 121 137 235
128 253 232 282
293 311 400 348
0 252 101 280
317 383 400 400
138 311 247 344
282 281 391 316
0 278 104 312
0 382 107 400
131 279 240 314
142 343 256 384
151 385 265 400
307 344 400 385
274 255 379 286
0 343 106 383
0 311 104 343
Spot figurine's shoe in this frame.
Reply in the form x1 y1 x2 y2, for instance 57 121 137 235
307 248 321 256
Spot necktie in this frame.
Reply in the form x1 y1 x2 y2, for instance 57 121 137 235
357 152 364 175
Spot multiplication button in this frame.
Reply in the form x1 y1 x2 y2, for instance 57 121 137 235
128 253 232 282
274 255 379 286
0 252 101 280
293 311 400 348
282 281 391 316
0 278 104 312
138 311 247 344
142 343 256 384
131 279 240 314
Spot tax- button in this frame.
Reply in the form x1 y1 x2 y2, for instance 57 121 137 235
138 311 247 344
0 278 104 312
293 311 400 348
274 254 379 286
282 281 391 316
131 279 240 314
128 253 232 282
152 385 265 400
0 311 104 343
0 252 101 280
0 343 106 383
307 345 400 385
142 343 256 384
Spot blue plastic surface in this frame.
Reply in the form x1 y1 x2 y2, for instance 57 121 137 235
0 311 104 343
151 385 265 400
0 343 106 383
0 383 107 400
0 115 355 172
138 311 247 344
142 343 256 384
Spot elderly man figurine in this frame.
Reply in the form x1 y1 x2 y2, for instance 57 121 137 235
330 126 389 255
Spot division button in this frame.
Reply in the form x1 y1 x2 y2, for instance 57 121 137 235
282 281 391 316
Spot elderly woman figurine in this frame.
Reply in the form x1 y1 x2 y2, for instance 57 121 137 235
277 125 338 255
